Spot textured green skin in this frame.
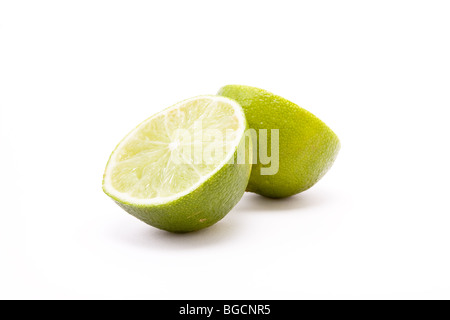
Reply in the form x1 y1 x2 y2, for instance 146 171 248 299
218 85 340 198
103 128 251 233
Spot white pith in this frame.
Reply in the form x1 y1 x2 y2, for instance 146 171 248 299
103 96 246 206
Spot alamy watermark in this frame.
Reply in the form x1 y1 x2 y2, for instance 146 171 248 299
169 120 279 175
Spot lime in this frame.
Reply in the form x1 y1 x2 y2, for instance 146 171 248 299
103 96 252 232
218 85 340 198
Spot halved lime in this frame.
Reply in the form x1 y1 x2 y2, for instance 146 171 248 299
103 96 252 232
218 85 340 198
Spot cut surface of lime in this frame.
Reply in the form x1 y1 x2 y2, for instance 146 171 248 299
103 96 251 232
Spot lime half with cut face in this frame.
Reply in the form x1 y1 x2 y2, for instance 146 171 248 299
103 96 252 232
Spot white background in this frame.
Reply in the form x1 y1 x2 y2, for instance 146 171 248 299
1 1 449 300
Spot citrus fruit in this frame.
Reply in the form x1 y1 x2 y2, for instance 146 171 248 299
103 96 252 232
218 85 340 198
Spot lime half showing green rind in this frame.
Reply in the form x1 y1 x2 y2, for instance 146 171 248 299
218 85 340 198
